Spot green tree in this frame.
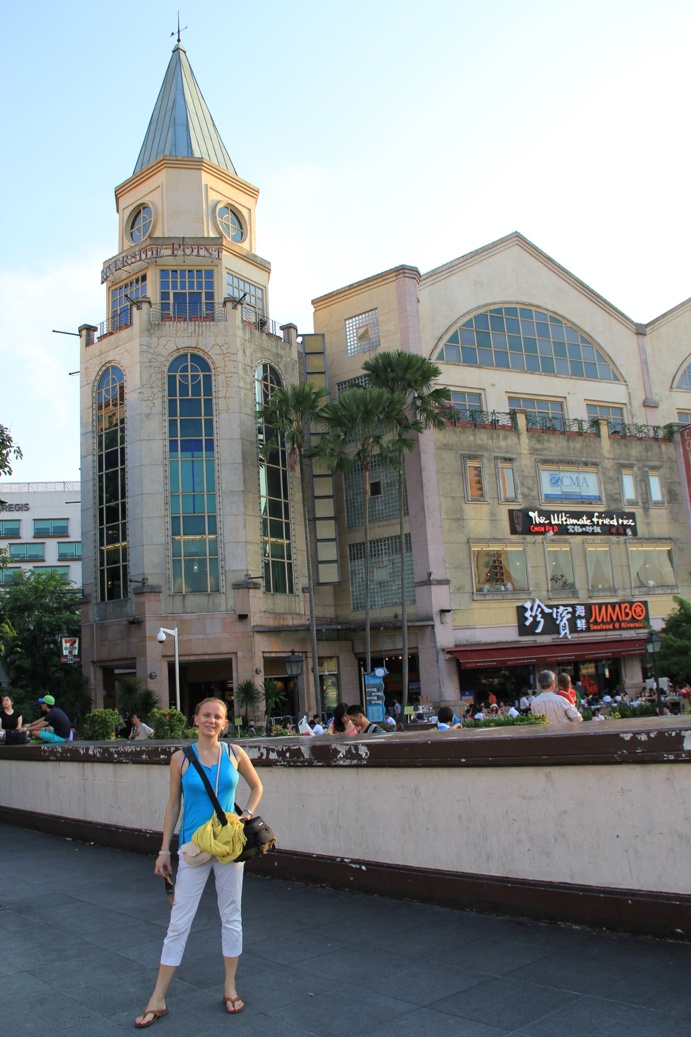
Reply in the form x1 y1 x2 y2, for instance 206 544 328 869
311 386 399 673
0 570 84 717
262 677 285 721
0 423 22 477
234 678 261 726
658 596 691 681
257 382 328 715
362 352 451 713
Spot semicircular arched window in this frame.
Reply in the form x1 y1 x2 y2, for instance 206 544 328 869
255 364 294 595
436 305 620 381
674 361 691 389
168 353 219 594
96 365 127 601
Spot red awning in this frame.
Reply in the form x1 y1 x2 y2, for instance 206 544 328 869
448 635 648 669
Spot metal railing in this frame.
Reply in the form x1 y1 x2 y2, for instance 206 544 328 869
240 303 281 337
448 409 516 430
150 305 228 324
605 420 675 441
96 304 285 339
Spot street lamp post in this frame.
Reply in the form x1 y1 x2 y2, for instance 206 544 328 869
285 648 303 724
645 630 662 715
157 627 180 713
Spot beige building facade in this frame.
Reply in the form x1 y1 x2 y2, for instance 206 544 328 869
79 43 691 716
313 236 691 704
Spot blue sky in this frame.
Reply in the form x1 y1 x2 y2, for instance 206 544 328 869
1 0 689 482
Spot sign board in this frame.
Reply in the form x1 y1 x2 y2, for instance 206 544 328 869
363 671 385 722
517 599 649 639
509 509 637 537
60 636 80 664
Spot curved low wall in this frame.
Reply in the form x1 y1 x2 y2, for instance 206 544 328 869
1 718 690 939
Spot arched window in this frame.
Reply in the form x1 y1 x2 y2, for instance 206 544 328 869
674 360 691 389
255 364 294 594
168 353 218 593
96 365 127 601
436 306 620 381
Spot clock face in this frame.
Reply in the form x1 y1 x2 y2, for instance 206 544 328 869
217 204 243 243
129 204 153 243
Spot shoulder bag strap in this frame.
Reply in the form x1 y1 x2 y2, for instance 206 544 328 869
182 745 227 827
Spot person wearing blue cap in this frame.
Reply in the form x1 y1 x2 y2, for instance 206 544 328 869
24 695 71 743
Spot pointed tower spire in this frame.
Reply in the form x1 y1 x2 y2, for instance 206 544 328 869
134 44 235 175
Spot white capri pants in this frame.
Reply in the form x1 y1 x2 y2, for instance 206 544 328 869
161 852 244 967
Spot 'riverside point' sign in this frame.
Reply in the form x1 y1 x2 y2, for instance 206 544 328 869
101 243 224 283
509 509 637 537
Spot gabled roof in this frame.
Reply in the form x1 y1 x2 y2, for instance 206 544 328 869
134 44 235 175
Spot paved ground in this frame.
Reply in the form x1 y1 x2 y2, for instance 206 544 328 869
1 824 690 1037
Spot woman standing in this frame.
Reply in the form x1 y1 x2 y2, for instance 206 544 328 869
1 694 23 743
135 697 263 1028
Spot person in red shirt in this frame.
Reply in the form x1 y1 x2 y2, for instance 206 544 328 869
556 672 577 706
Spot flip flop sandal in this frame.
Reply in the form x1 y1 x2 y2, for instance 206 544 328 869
135 1007 169 1028
223 996 245 1014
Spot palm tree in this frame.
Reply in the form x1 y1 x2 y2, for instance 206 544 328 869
362 351 451 714
257 383 328 716
234 678 261 727
310 386 399 674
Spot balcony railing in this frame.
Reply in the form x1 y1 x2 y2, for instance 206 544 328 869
446 410 675 441
240 303 281 337
95 302 285 340
448 409 516 430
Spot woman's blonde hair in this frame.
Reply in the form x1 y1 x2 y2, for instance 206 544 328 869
194 696 228 717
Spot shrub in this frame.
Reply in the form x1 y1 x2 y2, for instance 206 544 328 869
150 708 187 739
182 727 198 739
464 714 549 729
82 708 121 740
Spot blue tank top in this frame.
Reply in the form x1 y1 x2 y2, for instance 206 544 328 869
179 743 240 844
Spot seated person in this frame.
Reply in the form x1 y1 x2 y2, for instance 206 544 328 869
346 704 384 734
310 714 325 735
326 703 358 736
128 713 154 740
24 695 71 743
436 706 461 729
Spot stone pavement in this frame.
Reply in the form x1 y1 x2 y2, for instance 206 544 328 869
1 824 689 1037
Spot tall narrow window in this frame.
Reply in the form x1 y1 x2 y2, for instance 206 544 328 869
585 544 614 593
168 353 218 593
464 458 486 501
255 364 294 594
97 365 127 601
620 466 638 505
111 274 146 330
546 544 575 592
497 459 518 501
646 468 665 506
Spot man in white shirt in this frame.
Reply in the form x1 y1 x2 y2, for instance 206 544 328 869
531 671 583 726
310 714 325 735
128 713 154 740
